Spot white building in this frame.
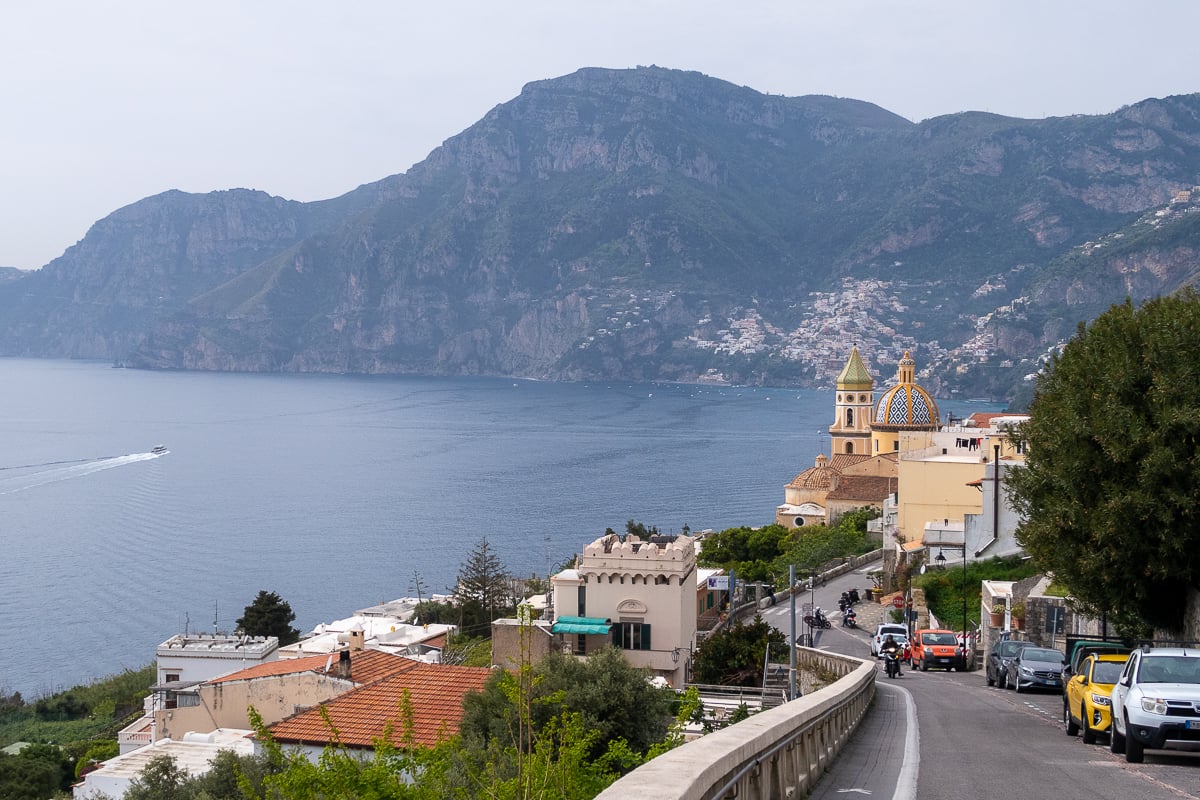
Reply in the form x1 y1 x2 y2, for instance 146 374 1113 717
75 729 255 799
550 532 698 688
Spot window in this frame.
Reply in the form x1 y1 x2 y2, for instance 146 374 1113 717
165 673 180 683
846 442 854 454
612 622 651 651
577 585 586 617
893 441 899 451
574 634 586 656
846 408 854 426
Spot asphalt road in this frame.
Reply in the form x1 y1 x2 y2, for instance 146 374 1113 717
757 564 1200 800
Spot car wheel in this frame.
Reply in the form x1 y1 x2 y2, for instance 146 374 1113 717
1081 703 1096 745
998 670 1008 690
1110 720 1125 754
1015 678 1024 694
1065 702 1079 737
920 658 929 672
986 669 994 687
1123 717 1144 763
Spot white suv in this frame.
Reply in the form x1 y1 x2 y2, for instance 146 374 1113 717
871 623 909 657
1109 646 1200 763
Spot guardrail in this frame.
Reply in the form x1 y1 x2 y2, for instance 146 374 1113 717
596 647 875 800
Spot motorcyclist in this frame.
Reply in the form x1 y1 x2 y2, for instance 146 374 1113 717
882 634 902 676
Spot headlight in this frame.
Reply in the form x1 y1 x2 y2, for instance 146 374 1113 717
1019 666 1035 677
1090 694 1111 706
1141 697 1168 715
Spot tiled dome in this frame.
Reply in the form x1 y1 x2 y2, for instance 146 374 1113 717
788 453 838 490
872 351 940 430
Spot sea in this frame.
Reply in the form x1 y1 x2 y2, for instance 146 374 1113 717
0 357 999 698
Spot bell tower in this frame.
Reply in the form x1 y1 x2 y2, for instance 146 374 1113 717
829 346 874 455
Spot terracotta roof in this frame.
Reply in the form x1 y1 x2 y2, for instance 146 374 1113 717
827 453 871 471
209 649 417 686
266 663 493 749
967 412 1008 426
788 454 837 489
825 475 894 502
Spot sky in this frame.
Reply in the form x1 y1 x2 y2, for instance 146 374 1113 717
3 1 1199 270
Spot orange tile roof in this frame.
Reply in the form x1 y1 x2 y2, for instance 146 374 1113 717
266 663 494 749
209 649 417 686
825 475 894 502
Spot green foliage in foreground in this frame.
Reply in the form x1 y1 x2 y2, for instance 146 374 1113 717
916 556 1040 632
0 743 74 800
1008 291 1200 633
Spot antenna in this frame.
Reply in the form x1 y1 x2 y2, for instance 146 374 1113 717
184 612 190 637
213 601 219 635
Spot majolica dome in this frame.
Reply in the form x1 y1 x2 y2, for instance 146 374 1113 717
872 351 940 430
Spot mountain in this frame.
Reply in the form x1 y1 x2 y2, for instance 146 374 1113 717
1 66 1198 403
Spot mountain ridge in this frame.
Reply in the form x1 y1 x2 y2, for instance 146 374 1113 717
1 66 1197 403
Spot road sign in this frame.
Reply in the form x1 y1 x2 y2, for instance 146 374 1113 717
892 595 904 609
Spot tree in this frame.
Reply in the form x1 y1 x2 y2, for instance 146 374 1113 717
690 616 785 686
1008 292 1200 632
696 524 792 582
454 537 513 634
459 647 674 759
237 590 301 645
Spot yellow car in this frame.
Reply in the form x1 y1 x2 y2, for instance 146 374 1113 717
1064 653 1130 743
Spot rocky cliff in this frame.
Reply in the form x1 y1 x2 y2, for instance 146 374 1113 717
0 67 1198 403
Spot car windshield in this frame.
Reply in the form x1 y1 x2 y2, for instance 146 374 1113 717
997 641 1026 657
879 628 906 638
1091 661 1125 684
1138 656 1200 684
1022 648 1063 663
922 633 957 645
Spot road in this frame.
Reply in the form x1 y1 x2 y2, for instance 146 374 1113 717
757 565 1200 800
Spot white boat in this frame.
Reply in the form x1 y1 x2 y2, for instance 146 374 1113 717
151 445 167 455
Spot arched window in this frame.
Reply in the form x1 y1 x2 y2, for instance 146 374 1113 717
846 408 854 426
846 442 854 454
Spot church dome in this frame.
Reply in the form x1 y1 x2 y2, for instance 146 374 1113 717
788 453 839 490
872 351 940 430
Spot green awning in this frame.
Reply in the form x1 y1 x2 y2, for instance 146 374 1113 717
551 616 612 635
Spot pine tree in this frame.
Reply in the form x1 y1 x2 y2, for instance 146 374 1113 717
236 590 301 645
454 538 513 630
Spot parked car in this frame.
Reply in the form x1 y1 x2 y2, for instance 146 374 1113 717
1062 637 1131 688
871 623 909 657
1109 646 1200 763
986 639 1035 689
910 628 963 671
1065 653 1129 743
1005 646 1065 693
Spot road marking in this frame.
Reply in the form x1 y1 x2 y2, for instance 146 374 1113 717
878 682 920 800
837 790 872 795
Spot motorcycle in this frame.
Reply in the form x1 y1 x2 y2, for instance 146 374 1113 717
803 608 832 629
842 608 857 629
883 648 901 678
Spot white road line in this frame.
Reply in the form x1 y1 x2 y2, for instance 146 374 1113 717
888 682 920 800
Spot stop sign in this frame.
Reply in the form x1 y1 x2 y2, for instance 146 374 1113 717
892 595 904 609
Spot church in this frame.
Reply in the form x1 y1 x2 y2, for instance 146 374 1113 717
775 347 940 529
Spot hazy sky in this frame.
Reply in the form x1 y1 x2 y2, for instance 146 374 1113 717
3 1 1199 269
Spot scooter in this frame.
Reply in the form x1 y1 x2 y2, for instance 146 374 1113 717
842 608 857 629
883 649 901 678
803 608 832 629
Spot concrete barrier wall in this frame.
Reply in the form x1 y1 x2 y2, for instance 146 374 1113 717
596 649 875 800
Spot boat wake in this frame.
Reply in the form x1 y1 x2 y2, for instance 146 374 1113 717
0 450 164 496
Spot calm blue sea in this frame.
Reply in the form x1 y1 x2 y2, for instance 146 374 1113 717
0 358 998 697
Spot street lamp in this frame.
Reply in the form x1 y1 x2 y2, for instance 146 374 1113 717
961 544 969 670
935 549 946 569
